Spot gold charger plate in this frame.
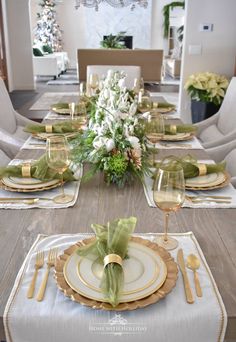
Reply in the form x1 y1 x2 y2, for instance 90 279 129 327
54 236 178 311
161 133 194 141
0 179 62 193
32 132 79 141
151 107 175 114
185 171 231 191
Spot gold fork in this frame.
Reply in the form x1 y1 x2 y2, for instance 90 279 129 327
27 251 44 299
36 248 58 302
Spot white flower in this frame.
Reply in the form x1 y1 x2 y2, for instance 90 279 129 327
118 78 126 89
127 136 141 150
129 102 137 116
93 136 104 150
105 138 115 152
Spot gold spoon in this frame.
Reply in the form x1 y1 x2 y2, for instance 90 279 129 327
186 254 202 297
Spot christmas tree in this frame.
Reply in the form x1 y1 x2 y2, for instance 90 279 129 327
34 0 63 52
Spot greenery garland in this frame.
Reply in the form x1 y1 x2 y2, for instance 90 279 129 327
163 1 185 38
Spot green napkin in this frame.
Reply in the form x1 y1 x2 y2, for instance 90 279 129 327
77 217 137 307
164 124 197 135
153 155 226 179
24 121 84 134
0 154 75 181
153 102 175 109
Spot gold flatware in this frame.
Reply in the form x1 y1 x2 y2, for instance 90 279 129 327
36 248 58 301
27 251 44 299
177 248 194 304
186 197 231 204
0 197 54 205
186 254 202 297
186 195 231 200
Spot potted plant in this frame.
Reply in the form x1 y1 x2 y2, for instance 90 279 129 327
100 31 127 49
184 72 229 123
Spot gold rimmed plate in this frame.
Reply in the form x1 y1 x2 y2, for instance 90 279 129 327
55 236 178 311
51 103 85 115
32 132 78 141
0 178 62 193
185 171 230 191
161 133 194 141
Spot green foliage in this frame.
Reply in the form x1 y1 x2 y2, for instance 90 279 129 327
163 2 185 38
100 31 127 49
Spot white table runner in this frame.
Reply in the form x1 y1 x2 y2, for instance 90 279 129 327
21 136 46 150
4 232 227 342
0 160 82 209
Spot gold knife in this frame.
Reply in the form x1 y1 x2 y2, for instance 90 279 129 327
177 248 194 304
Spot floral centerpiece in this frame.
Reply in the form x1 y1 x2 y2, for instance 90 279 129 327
184 72 229 123
71 70 150 187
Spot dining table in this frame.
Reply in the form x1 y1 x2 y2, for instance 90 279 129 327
0 104 236 341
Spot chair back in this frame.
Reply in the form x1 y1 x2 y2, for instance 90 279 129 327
217 77 236 134
225 148 236 178
78 49 163 82
87 65 141 89
0 149 10 166
0 77 17 134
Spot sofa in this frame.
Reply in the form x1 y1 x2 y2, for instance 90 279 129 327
33 45 69 78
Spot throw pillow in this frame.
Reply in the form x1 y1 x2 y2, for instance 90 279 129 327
42 45 53 54
33 48 44 57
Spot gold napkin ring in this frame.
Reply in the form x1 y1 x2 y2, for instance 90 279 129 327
45 125 53 133
152 102 158 109
22 163 31 178
197 163 207 176
170 125 177 134
103 254 123 268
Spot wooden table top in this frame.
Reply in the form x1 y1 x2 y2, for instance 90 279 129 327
0 119 236 341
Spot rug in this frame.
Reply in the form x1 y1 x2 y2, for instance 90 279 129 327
29 92 79 110
47 73 79 85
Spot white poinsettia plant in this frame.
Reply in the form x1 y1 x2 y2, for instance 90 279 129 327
71 70 150 187
184 72 229 105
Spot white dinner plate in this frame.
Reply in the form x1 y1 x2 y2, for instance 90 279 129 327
185 172 226 188
64 241 167 303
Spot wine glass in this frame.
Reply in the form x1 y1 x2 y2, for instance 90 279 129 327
153 159 185 250
89 73 99 95
133 77 144 94
138 94 152 113
79 82 86 97
46 135 73 204
145 114 165 165
69 102 76 120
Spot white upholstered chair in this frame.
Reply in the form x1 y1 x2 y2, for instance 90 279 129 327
0 77 36 157
206 140 236 187
86 65 141 89
0 149 10 166
195 77 236 149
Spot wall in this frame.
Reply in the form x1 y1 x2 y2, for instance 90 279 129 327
31 0 158 68
3 0 34 91
179 0 236 123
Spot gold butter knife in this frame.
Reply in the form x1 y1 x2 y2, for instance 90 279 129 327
177 248 194 304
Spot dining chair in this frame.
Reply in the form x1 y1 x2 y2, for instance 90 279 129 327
0 77 36 157
0 148 10 166
195 77 236 149
206 140 236 187
86 65 141 89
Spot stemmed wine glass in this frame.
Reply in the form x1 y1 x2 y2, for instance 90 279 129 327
138 94 152 113
133 77 144 95
145 114 165 165
89 73 99 95
46 135 73 204
69 102 76 120
153 158 185 250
